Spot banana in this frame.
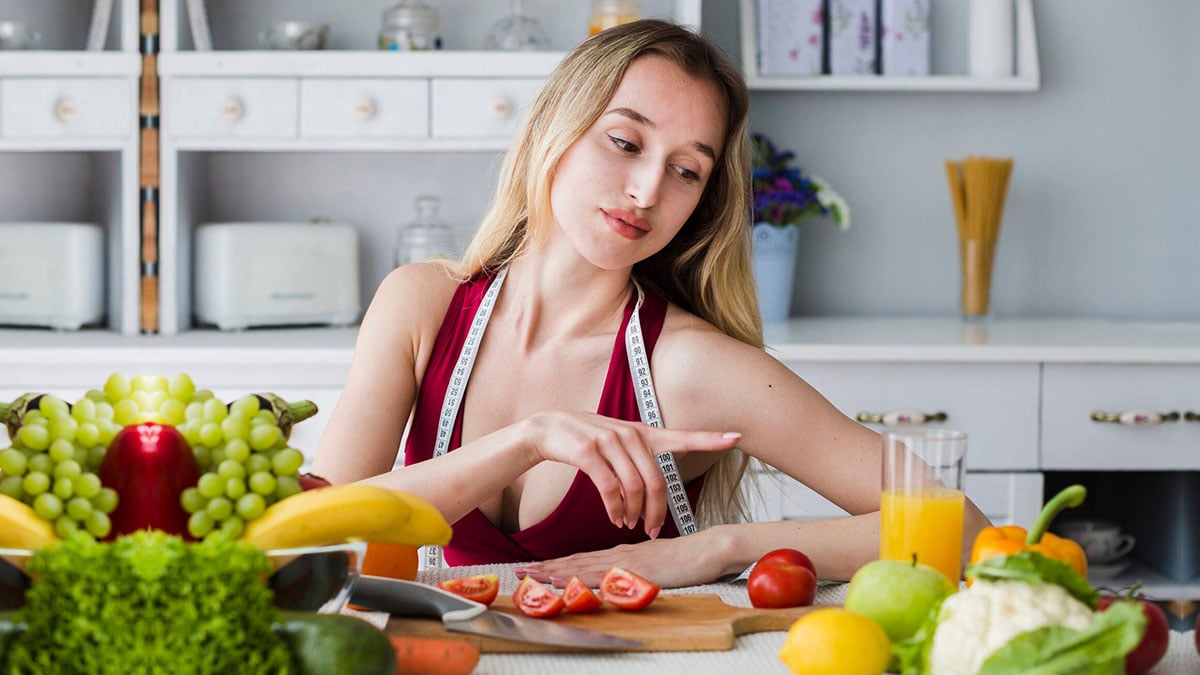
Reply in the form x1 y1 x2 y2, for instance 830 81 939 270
384 490 453 547
239 484 450 551
0 493 59 551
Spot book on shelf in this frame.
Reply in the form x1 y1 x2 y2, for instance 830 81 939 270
85 0 114 51
184 0 213 51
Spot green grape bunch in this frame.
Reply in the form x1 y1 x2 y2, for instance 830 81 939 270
0 391 122 540
171 389 317 542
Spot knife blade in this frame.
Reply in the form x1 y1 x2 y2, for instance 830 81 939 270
350 574 642 650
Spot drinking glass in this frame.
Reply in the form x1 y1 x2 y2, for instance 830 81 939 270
483 0 550 51
880 429 967 582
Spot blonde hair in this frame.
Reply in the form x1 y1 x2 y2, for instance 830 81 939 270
456 20 762 527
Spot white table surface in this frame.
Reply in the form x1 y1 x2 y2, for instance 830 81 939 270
350 563 1200 675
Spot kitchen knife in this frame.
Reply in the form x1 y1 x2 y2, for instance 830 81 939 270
350 574 642 650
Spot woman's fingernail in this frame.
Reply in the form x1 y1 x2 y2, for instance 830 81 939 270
723 432 742 440
647 525 661 539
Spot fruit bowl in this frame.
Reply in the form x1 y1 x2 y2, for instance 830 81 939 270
0 540 367 615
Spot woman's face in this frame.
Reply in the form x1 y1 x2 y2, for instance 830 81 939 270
548 54 726 271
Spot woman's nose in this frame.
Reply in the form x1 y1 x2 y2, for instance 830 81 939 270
625 162 663 209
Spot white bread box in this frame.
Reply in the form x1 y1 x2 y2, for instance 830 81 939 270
0 222 104 330
193 221 361 331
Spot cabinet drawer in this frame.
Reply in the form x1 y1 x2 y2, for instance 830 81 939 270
300 79 428 139
753 470 1043 529
1042 364 1200 470
163 78 298 139
788 362 1039 470
430 78 541 139
1 78 134 138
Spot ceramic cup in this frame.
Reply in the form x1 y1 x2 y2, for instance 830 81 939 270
257 21 329 50
1056 519 1135 565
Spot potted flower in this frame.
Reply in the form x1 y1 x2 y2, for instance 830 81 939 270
751 133 850 322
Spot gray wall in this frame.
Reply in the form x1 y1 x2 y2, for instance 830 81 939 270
705 1 1200 320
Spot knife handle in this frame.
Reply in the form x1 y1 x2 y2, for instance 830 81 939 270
354 575 487 622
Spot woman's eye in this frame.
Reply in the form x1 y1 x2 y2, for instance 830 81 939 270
608 135 640 153
674 166 700 182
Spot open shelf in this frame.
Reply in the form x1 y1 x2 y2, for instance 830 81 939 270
739 0 1040 92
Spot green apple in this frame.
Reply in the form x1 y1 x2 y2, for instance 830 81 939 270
843 559 956 642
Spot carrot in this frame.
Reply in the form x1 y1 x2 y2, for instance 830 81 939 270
389 635 481 675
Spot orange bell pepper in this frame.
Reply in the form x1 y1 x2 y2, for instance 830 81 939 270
969 484 1089 578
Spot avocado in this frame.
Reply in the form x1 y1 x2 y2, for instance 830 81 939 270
275 611 396 675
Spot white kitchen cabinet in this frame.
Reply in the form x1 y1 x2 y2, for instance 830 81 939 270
788 361 1040 470
738 0 1040 91
1042 364 1200 471
0 0 142 336
155 0 702 336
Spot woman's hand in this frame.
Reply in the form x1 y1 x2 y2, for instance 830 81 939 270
518 411 740 539
513 530 738 589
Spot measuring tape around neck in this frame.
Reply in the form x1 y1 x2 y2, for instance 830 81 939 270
421 270 696 569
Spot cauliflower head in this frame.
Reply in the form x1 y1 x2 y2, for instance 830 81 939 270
928 579 1095 675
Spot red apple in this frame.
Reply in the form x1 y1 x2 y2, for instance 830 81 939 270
99 422 199 539
1098 594 1169 675
298 473 331 490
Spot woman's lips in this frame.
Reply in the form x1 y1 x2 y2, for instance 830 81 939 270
602 208 651 240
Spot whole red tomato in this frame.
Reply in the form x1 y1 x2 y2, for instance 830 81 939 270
599 567 660 611
513 577 564 618
438 574 500 606
1097 595 1169 675
747 548 817 609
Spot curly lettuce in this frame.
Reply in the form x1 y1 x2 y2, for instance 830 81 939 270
3 531 294 674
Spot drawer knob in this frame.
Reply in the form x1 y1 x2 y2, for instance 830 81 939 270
856 410 948 426
491 97 514 120
54 97 78 123
354 98 378 121
1090 410 1180 425
221 98 245 123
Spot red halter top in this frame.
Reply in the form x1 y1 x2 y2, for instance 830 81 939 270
404 274 703 565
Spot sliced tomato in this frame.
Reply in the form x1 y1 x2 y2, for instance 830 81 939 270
599 567 660 611
438 574 500 606
513 577 565 618
562 576 603 614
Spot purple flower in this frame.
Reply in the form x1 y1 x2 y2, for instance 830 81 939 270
750 133 849 229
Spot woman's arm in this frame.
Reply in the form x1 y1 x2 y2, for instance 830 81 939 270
524 328 990 587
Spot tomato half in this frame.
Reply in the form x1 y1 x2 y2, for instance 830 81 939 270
438 574 500 606
599 567 660 611
513 577 565 618
562 576 603 614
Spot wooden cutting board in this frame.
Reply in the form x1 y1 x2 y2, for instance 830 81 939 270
384 595 826 653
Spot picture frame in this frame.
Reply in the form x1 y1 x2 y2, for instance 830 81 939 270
184 0 213 51
85 0 115 51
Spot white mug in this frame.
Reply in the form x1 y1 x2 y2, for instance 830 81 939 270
1056 519 1135 564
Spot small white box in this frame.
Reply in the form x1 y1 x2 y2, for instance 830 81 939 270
0 222 104 331
757 0 825 76
193 221 361 331
828 0 878 75
880 0 932 76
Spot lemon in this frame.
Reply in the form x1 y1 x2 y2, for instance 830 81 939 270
778 608 891 675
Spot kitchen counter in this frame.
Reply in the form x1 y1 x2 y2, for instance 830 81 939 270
366 563 1200 674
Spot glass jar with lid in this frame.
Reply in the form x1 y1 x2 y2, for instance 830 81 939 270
379 0 443 51
589 0 641 36
395 195 459 267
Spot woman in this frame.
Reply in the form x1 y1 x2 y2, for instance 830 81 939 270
312 19 989 588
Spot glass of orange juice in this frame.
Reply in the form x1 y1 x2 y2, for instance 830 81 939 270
880 429 967 582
